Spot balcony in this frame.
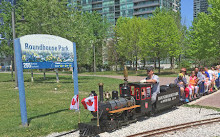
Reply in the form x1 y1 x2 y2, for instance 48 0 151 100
115 7 120 11
133 10 154 16
133 3 159 9
115 15 120 18
133 0 150 3
92 6 102 10
92 0 102 4
115 1 120 5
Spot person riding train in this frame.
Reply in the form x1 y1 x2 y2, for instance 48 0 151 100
174 73 187 101
140 67 160 104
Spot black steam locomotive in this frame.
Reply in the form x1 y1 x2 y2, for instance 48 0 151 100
78 74 180 136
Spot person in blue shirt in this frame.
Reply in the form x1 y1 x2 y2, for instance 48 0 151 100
204 67 210 79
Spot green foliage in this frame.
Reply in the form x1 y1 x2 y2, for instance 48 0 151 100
0 1 13 56
113 9 182 72
187 0 220 65
179 60 191 70
0 0 110 71
16 0 69 37
139 8 181 72
114 17 146 72
79 12 110 71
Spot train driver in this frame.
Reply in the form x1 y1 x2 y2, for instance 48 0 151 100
140 67 160 104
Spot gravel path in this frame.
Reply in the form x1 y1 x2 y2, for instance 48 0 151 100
46 107 220 137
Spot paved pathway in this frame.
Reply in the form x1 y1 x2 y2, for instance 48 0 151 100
79 74 176 86
189 91 220 108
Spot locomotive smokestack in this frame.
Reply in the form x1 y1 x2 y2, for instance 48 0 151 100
124 66 128 82
98 83 104 102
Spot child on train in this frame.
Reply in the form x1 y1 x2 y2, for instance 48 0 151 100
174 73 187 101
188 71 199 99
204 73 211 93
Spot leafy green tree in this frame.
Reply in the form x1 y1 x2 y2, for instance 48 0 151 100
83 12 110 72
0 1 15 82
0 2 13 57
16 0 72 38
208 0 220 63
178 25 190 68
188 0 220 66
1 0 110 72
115 17 145 73
168 11 182 69
139 8 181 73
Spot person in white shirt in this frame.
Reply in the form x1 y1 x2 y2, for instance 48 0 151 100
140 67 160 104
207 67 217 91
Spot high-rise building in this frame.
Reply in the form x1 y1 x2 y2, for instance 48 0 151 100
193 0 209 18
79 0 181 25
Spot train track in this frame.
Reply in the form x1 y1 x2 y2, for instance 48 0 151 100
127 117 220 137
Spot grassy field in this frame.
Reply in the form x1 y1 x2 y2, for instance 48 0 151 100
0 73 123 137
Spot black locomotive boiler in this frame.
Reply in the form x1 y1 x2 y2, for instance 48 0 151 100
78 80 180 136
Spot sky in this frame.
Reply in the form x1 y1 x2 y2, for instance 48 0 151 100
181 0 194 28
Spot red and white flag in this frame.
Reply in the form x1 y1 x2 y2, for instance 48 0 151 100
81 96 98 111
70 95 79 110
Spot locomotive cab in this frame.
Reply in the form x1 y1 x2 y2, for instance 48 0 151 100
119 82 180 115
119 82 152 115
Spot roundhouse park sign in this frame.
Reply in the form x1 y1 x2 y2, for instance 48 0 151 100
14 34 79 126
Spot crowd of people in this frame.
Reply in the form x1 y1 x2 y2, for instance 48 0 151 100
174 65 220 102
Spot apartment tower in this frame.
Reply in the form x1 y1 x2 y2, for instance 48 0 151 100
79 0 181 25
193 0 209 18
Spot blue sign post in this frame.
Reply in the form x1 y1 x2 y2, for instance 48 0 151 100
73 43 78 95
14 38 28 126
14 34 79 126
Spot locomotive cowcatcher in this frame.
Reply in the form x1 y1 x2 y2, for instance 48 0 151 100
78 67 180 137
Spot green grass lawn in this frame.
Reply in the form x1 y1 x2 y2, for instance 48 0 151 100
0 73 123 137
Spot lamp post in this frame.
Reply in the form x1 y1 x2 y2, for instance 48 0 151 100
12 0 18 88
93 42 96 73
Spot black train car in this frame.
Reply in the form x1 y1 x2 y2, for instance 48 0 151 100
78 82 180 137
122 83 180 115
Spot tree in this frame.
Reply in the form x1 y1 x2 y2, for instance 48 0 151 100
188 0 220 66
0 2 13 57
84 12 110 72
1 0 110 72
114 17 145 73
0 1 15 81
169 11 182 69
208 0 220 63
139 8 181 73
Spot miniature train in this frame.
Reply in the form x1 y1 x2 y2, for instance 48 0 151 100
78 67 220 137
78 81 180 137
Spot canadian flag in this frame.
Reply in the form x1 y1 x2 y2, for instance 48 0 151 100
81 96 98 111
70 95 79 110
